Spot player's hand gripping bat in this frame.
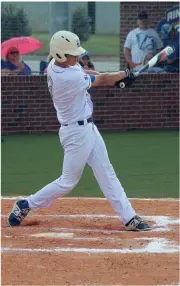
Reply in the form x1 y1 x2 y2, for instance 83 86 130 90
115 46 174 89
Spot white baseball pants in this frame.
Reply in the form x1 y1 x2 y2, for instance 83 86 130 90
27 123 136 224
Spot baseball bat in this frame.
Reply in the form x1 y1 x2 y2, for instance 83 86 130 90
134 46 174 77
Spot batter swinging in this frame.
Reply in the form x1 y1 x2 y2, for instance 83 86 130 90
8 31 151 231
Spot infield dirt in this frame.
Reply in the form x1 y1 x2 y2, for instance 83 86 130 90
2 198 179 285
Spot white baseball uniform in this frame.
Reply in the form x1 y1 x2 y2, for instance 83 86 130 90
27 59 136 224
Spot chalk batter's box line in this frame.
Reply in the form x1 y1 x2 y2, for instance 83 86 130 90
2 235 179 253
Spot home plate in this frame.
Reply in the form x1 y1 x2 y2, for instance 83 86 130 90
31 232 74 239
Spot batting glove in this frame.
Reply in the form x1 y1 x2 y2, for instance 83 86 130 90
114 69 136 89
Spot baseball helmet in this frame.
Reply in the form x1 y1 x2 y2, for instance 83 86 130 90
50 30 85 63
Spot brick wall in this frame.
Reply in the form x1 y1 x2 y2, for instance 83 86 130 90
1 74 179 135
120 2 179 69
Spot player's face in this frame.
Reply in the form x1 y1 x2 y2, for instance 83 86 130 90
66 55 79 66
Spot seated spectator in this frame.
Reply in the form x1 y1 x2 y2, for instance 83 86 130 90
1 47 31 75
40 55 53 74
160 23 179 73
44 55 53 73
1 59 5 68
40 60 47 75
133 53 165 73
79 51 95 71
124 11 163 70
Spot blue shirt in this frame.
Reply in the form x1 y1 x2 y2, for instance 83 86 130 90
162 34 179 60
90 74 96 83
2 61 31 75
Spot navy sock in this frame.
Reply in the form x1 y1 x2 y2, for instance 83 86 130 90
21 200 29 209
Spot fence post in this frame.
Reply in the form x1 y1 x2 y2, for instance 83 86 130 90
49 2 69 38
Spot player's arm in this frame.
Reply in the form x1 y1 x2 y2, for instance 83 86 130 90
85 69 100 75
90 69 134 87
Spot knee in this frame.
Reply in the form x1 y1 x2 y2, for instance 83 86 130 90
55 175 79 192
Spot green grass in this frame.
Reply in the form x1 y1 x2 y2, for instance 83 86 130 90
83 34 120 56
1 131 179 198
32 33 120 57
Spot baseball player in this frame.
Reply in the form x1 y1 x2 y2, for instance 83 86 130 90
8 31 151 231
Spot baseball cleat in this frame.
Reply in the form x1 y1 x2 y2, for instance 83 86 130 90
7 199 30 227
125 215 151 231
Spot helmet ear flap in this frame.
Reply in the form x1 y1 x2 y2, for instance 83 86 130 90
54 52 67 63
55 53 69 61
50 44 67 62
56 53 62 60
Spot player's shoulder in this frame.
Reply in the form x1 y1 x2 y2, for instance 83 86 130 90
47 59 72 81
47 59 65 74
69 66 90 83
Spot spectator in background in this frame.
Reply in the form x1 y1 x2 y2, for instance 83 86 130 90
160 23 179 73
40 55 53 74
41 52 99 76
133 53 165 73
44 55 53 73
124 11 163 70
79 51 95 71
1 59 5 68
1 46 31 75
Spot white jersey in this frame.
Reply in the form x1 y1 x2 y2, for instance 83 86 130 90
47 59 93 125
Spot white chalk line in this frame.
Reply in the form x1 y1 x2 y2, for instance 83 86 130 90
3 233 161 242
2 234 153 242
1 196 179 201
2 200 179 255
1 225 169 233
2 237 179 254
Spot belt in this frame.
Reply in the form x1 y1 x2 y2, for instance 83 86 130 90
61 117 93 127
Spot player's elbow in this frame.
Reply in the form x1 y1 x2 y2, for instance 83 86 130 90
92 73 109 87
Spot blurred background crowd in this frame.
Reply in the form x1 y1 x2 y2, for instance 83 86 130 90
1 2 179 75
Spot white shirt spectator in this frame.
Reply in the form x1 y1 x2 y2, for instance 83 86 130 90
47 59 93 125
124 28 163 64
